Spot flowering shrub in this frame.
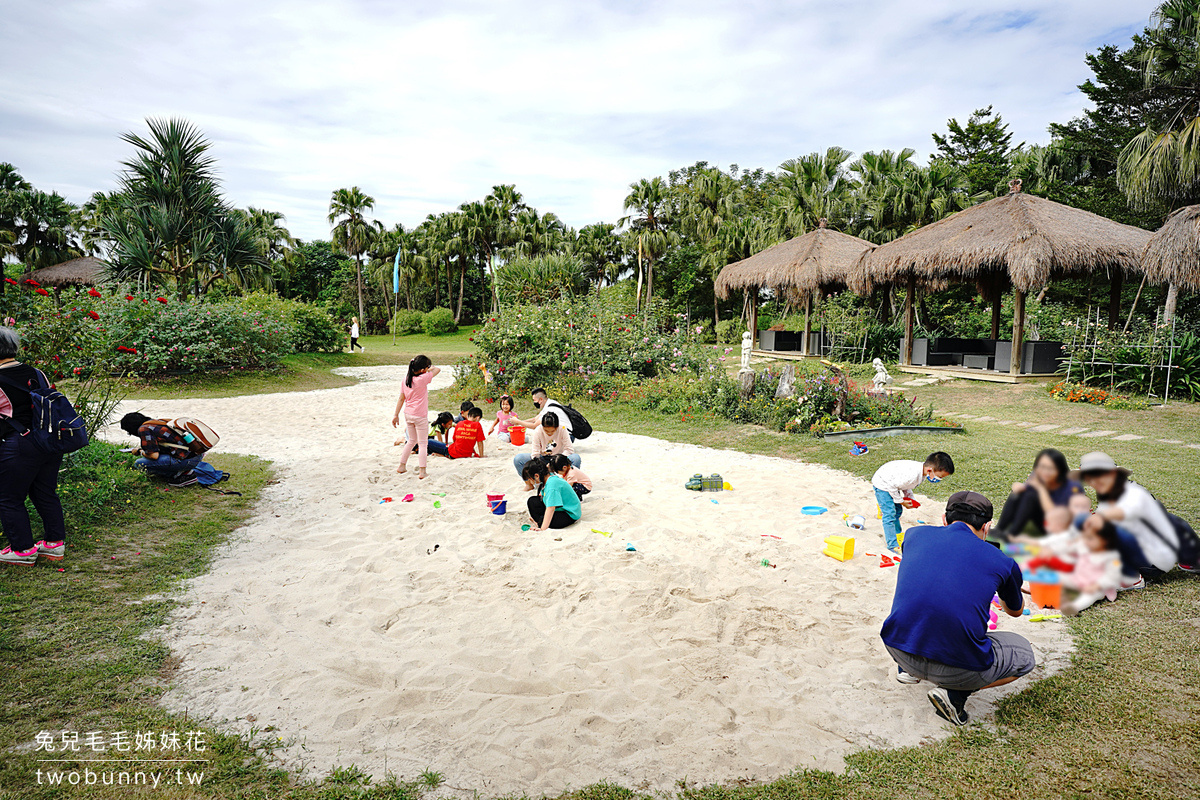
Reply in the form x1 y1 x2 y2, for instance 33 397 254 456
1047 380 1148 410
225 292 345 352
468 293 707 391
422 307 458 336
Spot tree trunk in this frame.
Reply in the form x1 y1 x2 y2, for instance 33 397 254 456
1010 289 1026 376
1164 282 1179 324
1107 270 1123 331
455 256 466 324
646 258 654 314
750 292 758 349
355 254 365 329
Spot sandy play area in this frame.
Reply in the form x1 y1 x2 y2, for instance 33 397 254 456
107 365 1072 795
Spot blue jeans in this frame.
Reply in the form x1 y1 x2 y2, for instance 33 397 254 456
875 487 903 550
1113 525 1156 579
136 452 202 480
514 451 581 477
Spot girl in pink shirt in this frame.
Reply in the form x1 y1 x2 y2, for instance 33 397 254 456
488 395 517 442
392 355 440 478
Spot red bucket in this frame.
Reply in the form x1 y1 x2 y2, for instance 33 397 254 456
510 426 525 446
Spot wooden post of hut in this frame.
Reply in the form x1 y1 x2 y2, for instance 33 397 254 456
1010 289 1026 375
990 295 1002 340
1107 270 1123 330
749 293 758 349
801 292 812 356
902 275 916 366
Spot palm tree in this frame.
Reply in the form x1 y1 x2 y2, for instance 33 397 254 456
772 147 855 238
101 117 264 299
328 187 377 325
620 177 677 312
1117 0 1200 318
10 190 83 272
678 167 741 325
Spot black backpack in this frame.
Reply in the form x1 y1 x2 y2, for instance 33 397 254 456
560 403 592 440
1160 505 1200 567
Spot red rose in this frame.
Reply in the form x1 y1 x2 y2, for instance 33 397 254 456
124 295 134 300
3 278 16 285
35 288 49 296
155 297 168 304
142 298 149 303
87 310 99 320
87 288 102 297
24 279 40 287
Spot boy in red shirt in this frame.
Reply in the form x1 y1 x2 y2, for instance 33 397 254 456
447 407 486 459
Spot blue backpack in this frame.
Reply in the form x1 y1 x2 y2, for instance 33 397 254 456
0 371 90 455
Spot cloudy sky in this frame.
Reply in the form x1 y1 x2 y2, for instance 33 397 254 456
1 0 1156 241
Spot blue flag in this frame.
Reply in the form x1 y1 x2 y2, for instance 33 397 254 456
392 248 400 294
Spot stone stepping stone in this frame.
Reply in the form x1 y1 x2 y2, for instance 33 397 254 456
1015 422 1036 428
996 420 1016 425
1078 430 1117 438
1111 434 1144 442
1059 427 1090 436
1158 439 1184 444
1187 444 1200 450
1029 424 1062 432
956 414 977 420
974 416 997 422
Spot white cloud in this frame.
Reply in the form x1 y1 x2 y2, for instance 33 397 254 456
0 0 1158 241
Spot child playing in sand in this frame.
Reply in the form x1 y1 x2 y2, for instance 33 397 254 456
521 457 581 531
393 356 440 479
512 411 580 477
454 400 475 423
549 453 591 500
447 407 486 459
872 452 954 556
488 395 517 442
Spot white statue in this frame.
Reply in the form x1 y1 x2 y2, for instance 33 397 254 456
740 331 753 373
872 358 893 390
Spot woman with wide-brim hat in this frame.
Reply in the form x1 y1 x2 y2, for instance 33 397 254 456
1075 451 1193 580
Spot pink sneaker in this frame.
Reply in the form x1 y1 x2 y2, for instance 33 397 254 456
0 546 38 566
35 540 65 561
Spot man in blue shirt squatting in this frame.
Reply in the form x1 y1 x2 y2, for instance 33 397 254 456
880 490 1033 726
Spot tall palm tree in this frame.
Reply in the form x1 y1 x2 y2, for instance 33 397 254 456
328 187 377 325
679 167 740 324
10 190 83 272
620 177 676 312
1117 0 1200 319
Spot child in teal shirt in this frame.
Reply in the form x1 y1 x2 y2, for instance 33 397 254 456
521 457 581 530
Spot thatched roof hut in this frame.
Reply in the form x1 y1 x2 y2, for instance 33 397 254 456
25 256 109 287
1142 204 1200 323
716 220 875 299
849 181 1152 373
849 182 1151 296
715 220 875 353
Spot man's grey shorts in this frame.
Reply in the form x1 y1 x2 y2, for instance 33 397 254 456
886 632 1036 691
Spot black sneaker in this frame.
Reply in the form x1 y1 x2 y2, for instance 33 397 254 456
168 472 199 488
927 687 970 726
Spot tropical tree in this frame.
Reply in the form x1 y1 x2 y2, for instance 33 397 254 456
100 117 268 299
494 254 588 304
328 186 378 325
7 190 82 272
569 222 625 287
620 177 677 311
772 148 855 237
1117 0 1200 319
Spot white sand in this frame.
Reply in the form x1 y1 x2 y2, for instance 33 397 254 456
108 365 1072 795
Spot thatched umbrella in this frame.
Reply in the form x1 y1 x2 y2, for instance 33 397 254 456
850 181 1152 374
25 256 109 287
715 220 875 353
1142 204 1200 323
